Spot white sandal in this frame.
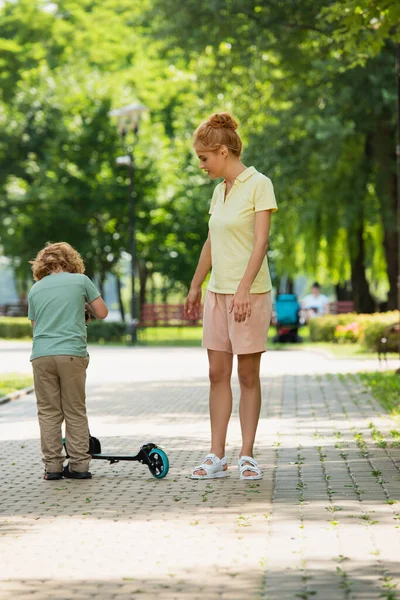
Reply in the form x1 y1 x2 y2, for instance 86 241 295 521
238 456 262 480
191 453 229 479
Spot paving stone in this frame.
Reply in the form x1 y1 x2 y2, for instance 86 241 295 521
1 347 400 599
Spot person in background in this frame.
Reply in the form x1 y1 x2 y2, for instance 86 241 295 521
301 282 329 322
28 242 108 480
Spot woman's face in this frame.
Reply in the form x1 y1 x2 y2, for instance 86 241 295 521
194 144 226 179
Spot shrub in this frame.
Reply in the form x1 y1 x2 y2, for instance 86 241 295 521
0 317 32 339
309 311 399 351
309 314 358 342
86 320 127 343
334 322 362 344
363 313 399 352
0 317 127 343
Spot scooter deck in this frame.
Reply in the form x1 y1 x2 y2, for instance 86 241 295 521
91 453 141 461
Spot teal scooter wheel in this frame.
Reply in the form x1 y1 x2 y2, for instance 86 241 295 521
148 447 169 479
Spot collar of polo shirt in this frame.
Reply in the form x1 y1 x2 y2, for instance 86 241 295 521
224 166 256 185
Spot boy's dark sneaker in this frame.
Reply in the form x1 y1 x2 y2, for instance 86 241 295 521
44 471 63 481
63 465 92 479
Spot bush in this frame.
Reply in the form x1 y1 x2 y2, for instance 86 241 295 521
309 311 399 351
0 317 127 343
363 314 399 352
86 320 127 343
309 314 358 342
0 317 32 339
334 321 362 344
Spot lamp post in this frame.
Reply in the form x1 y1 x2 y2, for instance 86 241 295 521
109 103 148 344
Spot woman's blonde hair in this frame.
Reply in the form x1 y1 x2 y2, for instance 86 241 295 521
194 112 242 157
30 242 85 281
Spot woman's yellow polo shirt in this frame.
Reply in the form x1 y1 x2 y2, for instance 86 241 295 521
208 166 277 294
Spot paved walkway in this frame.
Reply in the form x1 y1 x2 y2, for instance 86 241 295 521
0 346 399 599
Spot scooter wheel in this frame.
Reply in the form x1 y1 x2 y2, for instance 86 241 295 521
148 447 169 479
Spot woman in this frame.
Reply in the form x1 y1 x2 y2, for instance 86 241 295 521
185 112 278 480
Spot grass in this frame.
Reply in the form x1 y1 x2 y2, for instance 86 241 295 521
359 371 400 418
138 337 398 357
1 324 398 357
304 342 397 360
137 326 203 346
273 340 397 360
0 374 33 398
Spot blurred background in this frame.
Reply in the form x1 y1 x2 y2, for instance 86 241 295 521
0 0 399 350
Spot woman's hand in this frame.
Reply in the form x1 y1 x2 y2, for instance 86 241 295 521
184 286 202 319
229 286 251 323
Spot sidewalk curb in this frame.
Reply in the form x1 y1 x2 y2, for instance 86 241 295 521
0 385 34 406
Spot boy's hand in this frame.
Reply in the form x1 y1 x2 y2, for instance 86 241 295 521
85 303 93 323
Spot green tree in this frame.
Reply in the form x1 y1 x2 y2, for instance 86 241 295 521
148 0 398 310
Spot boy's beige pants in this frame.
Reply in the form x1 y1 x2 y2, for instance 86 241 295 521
32 355 91 473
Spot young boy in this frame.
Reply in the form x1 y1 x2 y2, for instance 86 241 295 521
28 242 108 480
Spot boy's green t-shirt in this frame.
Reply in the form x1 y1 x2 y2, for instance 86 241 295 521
28 273 100 361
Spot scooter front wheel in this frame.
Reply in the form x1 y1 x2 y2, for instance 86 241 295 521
148 447 169 479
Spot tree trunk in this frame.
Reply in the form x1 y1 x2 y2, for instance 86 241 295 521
347 134 376 314
350 221 376 314
99 277 105 298
16 275 28 302
335 282 352 301
162 277 169 303
115 275 125 322
138 259 148 315
373 122 398 310
275 277 281 296
383 226 398 310
150 273 156 304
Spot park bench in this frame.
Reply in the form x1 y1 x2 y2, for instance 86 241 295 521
0 302 28 317
328 300 355 314
138 303 202 328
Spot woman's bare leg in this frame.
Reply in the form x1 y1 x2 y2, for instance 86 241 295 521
193 349 233 476
237 352 262 477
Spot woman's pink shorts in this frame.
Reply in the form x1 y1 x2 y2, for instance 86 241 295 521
202 291 272 355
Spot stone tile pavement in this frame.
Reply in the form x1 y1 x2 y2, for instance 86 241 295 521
0 346 400 599
265 373 400 600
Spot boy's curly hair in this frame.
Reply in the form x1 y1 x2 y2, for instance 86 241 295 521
30 242 85 281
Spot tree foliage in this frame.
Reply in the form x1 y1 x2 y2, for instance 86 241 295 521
148 0 399 310
0 0 398 312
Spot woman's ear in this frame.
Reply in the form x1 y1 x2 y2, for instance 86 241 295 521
220 145 228 158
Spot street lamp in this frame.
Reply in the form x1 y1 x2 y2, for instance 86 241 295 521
109 102 148 344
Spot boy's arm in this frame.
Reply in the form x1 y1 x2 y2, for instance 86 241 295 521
86 297 108 320
84 275 108 320
28 291 35 328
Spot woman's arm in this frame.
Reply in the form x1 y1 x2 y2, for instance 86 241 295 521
229 210 272 323
184 232 212 317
